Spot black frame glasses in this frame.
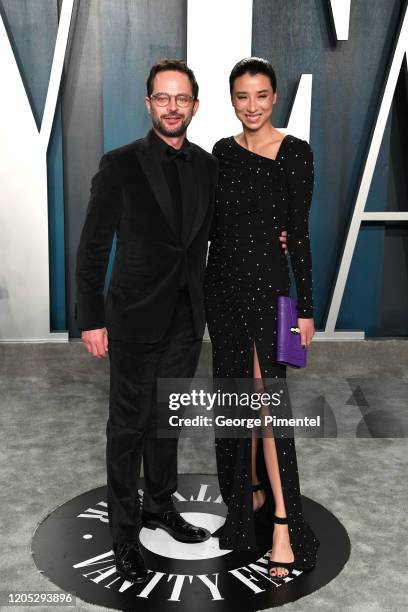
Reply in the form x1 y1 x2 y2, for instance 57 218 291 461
150 92 195 108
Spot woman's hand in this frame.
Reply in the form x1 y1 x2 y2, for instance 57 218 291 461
298 318 315 348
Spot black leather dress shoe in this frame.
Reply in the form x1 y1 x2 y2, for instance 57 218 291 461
114 542 148 583
142 510 211 543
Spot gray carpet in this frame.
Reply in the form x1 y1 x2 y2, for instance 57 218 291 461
0 340 407 611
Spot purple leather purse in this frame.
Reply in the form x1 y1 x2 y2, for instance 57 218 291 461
277 296 307 368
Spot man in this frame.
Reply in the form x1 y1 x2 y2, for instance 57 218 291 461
76 60 218 583
76 59 288 583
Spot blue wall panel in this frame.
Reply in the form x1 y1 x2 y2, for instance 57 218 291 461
48 101 66 331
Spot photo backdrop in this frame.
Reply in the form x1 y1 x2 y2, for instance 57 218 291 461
0 0 407 338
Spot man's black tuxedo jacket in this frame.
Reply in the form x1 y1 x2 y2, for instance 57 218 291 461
76 131 219 342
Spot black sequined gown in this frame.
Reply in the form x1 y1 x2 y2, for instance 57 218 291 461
204 135 319 568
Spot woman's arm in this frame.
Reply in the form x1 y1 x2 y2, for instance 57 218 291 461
285 138 315 345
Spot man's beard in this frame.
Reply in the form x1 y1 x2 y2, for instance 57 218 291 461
152 112 192 138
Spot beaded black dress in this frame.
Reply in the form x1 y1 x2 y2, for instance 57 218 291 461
204 135 319 569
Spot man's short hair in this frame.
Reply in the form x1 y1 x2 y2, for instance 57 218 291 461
146 59 199 99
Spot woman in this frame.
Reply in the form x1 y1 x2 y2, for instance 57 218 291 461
204 57 319 579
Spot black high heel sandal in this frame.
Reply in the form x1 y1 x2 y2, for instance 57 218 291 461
268 515 296 580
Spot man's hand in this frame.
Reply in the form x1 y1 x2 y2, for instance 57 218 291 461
81 328 108 358
298 318 315 348
279 230 288 255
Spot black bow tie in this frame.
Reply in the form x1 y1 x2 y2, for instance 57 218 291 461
166 145 193 162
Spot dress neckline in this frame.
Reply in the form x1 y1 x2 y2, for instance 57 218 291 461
230 134 289 162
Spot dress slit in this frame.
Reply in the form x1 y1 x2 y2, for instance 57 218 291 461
250 339 297 553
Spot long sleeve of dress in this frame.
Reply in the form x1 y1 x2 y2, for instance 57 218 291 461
285 139 314 318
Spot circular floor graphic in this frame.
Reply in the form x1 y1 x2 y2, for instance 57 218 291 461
32 474 350 611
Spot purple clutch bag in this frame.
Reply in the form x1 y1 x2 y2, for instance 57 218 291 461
277 296 307 368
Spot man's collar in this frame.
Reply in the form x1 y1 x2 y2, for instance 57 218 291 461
148 129 193 161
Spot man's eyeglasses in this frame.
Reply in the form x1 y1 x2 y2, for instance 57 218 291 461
150 93 195 108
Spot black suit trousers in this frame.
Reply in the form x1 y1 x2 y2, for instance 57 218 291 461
106 289 202 546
